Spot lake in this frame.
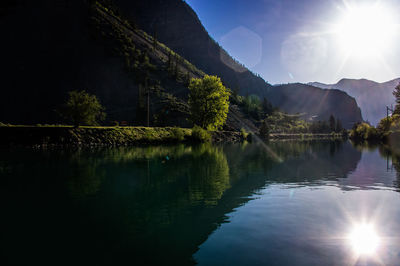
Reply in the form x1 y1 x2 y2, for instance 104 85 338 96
1 141 400 265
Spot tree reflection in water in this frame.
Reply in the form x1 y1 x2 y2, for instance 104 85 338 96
2 140 397 265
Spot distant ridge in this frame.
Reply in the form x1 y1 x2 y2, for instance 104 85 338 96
309 78 400 125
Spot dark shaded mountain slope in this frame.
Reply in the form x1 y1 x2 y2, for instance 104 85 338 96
114 0 363 127
0 1 203 126
113 0 272 97
267 84 363 128
0 0 363 129
309 78 400 125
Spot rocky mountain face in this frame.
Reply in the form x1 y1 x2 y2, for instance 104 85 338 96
309 78 400 125
267 84 363 128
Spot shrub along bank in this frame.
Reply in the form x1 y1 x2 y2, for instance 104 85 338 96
349 115 400 141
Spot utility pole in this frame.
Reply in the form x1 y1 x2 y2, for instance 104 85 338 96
387 105 394 119
147 88 150 127
145 77 150 127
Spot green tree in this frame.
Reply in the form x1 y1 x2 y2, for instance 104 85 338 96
335 119 343 133
329 115 336 132
262 97 274 115
167 51 172 70
393 83 400 114
63 90 105 127
232 85 240 100
152 31 158 50
259 119 270 140
184 71 191 86
174 56 180 79
242 94 262 120
349 122 379 140
188 75 230 130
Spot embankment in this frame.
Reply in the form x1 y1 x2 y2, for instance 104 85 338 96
0 126 347 147
0 126 245 147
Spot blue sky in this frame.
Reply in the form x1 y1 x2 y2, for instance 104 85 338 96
186 0 400 84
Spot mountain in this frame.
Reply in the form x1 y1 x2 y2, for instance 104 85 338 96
309 78 400 125
0 0 363 129
115 0 363 128
0 0 206 126
112 0 273 97
267 84 363 128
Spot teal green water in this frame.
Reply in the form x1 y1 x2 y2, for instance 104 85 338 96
1 141 400 265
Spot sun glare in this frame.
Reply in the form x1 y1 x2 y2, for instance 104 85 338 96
348 223 380 255
334 3 396 56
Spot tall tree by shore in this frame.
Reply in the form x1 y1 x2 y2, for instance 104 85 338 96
62 90 105 127
188 75 230 130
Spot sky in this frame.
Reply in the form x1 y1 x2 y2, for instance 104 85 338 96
185 0 400 85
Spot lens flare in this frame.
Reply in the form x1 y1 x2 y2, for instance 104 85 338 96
348 223 380 255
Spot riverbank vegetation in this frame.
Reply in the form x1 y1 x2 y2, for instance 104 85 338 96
350 83 400 142
0 125 253 146
262 112 346 135
349 115 400 141
0 126 192 146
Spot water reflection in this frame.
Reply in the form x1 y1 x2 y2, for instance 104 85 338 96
348 223 380 256
1 140 400 265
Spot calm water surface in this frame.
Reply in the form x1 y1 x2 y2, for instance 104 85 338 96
1 141 400 265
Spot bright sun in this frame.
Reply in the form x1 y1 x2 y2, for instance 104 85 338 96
348 223 380 255
334 3 396 56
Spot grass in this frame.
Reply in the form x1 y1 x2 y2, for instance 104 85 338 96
0 125 217 146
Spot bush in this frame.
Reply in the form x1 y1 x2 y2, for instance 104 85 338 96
247 132 253 142
377 115 400 133
349 123 380 140
241 128 249 140
259 120 270 140
241 95 262 120
191 125 211 142
171 127 185 141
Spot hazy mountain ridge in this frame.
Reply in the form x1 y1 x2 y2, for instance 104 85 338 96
309 78 400 125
